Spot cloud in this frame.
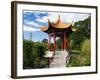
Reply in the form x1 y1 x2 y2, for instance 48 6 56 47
48 12 90 23
24 11 48 21
24 21 42 28
35 16 48 23
24 25 40 32
23 11 90 32
23 11 48 29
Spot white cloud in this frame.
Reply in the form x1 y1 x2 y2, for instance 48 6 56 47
24 11 90 32
24 21 42 28
24 11 90 24
48 12 90 23
24 25 40 32
24 11 33 13
35 16 48 23
28 21 41 27
48 13 60 23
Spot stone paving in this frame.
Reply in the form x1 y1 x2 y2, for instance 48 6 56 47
50 50 69 68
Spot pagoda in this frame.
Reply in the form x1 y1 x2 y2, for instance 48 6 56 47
40 15 76 67
40 15 76 51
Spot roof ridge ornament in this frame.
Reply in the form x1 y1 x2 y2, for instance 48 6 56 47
47 18 52 25
72 21 74 26
54 15 61 25
71 21 77 32
57 15 60 23
58 15 60 21
47 18 51 23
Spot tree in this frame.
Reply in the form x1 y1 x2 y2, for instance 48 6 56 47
67 16 91 67
71 16 91 50
23 40 34 69
23 40 48 69
56 38 62 50
42 38 48 43
81 39 91 66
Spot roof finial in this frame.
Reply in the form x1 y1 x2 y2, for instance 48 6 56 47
72 21 74 26
47 18 50 22
58 15 60 21
55 15 60 24
47 18 51 25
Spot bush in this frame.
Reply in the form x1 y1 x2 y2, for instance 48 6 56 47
81 39 91 54
81 39 91 66
23 40 34 69
23 40 48 69
67 39 91 67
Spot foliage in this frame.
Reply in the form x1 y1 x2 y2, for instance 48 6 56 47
23 40 34 69
67 39 91 67
67 54 83 67
23 40 48 69
71 16 91 50
81 39 90 53
81 39 91 66
56 38 62 50
42 38 48 43
67 16 91 67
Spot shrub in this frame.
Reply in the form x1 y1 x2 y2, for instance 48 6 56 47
67 39 91 67
81 39 91 66
23 40 48 69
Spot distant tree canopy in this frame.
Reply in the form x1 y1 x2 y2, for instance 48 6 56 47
71 16 91 50
56 38 62 50
42 38 48 43
76 16 91 38
67 16 91 67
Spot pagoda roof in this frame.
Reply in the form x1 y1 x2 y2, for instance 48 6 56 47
40 15 76 32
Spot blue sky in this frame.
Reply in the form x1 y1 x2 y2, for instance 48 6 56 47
23 10 90 42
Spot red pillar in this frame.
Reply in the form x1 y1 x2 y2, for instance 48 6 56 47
53 31 56 51
62 37 64 50
68 35 71 50
64 32 66 50
48 34 51 49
